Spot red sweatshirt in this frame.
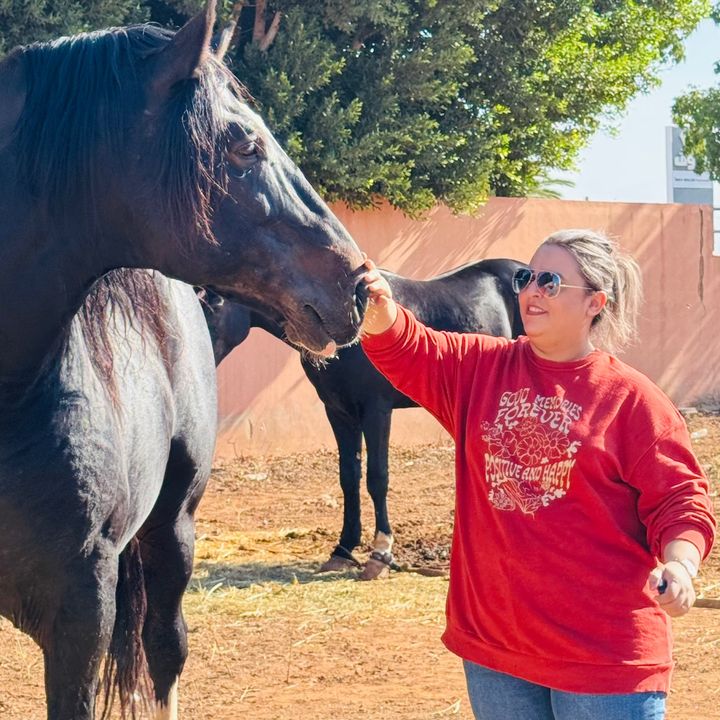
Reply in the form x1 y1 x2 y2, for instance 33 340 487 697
362 306 716 694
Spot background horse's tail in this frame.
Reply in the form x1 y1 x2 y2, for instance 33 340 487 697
99 537 151 720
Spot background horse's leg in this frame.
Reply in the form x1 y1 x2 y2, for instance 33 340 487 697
318 408 363 572
44 548 117 720
360 407 394 581
138 443 210 720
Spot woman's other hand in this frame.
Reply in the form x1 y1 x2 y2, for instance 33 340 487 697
649 561 697 617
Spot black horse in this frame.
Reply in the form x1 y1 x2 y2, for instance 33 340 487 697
201 259 525 580
0 3 366 718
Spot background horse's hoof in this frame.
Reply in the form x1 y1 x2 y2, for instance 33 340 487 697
317 555 358 573
359 556 391 581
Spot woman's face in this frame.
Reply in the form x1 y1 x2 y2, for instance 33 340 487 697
518 244 605 352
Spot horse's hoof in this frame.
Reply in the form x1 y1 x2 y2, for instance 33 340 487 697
316 555 357 573
359 556 391 581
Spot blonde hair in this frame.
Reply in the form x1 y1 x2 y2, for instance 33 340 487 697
541 229 643 354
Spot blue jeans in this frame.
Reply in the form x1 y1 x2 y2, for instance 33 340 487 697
463 660 666 720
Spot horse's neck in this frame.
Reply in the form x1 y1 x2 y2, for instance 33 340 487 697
0 225 110 381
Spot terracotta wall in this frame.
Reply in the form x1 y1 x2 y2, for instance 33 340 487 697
215 198 720 458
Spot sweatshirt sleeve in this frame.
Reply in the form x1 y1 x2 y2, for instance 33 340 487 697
361 304 502 436
626 419 716 561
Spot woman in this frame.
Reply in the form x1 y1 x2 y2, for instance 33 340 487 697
359 229 715 720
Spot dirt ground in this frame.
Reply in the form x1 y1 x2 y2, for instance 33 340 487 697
1 412 719 719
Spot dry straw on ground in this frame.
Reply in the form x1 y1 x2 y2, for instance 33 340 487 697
0 413 718 718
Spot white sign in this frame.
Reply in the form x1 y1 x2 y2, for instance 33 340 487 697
666 126 713 205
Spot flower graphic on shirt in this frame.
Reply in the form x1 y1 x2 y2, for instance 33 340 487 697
515 432 546 465
482 397 581 515
490 481 545 515
481 421 517 458
488 486 515 511
544 428 570 459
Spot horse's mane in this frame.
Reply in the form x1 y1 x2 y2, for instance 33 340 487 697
79 269 172 397
12 23 242 248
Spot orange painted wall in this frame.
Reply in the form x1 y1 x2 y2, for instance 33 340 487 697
215 198 720 458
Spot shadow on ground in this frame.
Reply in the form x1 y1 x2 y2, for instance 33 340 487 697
190 560 358 590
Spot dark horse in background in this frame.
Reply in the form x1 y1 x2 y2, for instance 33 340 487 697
200 258 525 580
0 2 366 718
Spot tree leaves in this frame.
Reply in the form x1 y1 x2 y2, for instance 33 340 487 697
673 4 720 178
231 0 708 211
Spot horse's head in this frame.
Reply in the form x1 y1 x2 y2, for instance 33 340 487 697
133 3 368 353
4 1 367 354
139 2 370 353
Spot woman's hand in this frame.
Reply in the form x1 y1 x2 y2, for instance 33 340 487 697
360 258 397 335
649 560 697 618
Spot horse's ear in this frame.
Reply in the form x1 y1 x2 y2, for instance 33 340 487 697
0 52 26 151
151 0 217 95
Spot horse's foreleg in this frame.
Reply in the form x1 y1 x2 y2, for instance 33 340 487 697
44 550 117 720
360 407 394 580
317 409 363 572
138 512 195 720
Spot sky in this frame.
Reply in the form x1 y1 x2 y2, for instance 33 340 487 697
559 18 720 205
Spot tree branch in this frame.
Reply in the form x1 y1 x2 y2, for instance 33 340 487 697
350 27 378 51
258 11 282 52
252 0 267 44
216 1 245 61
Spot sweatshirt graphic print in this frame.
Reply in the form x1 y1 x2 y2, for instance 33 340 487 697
483 389 582 515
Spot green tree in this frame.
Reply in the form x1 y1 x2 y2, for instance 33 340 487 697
673 6 720 177
0 0 147 56
228 0 709 213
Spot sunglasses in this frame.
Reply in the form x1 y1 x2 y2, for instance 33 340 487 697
512 268 595 298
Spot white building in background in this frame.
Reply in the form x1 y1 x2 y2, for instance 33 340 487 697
665 125 719 255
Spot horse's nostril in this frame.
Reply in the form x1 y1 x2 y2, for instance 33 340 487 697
353 286 368 327
354 279 369 319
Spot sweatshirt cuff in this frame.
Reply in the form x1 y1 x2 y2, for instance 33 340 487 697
361 304 409 350
659 524 708 561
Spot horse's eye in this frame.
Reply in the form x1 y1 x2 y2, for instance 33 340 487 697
228 139 260 176
233 141 257 157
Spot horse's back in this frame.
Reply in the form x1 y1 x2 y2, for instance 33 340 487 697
387 258 525 338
